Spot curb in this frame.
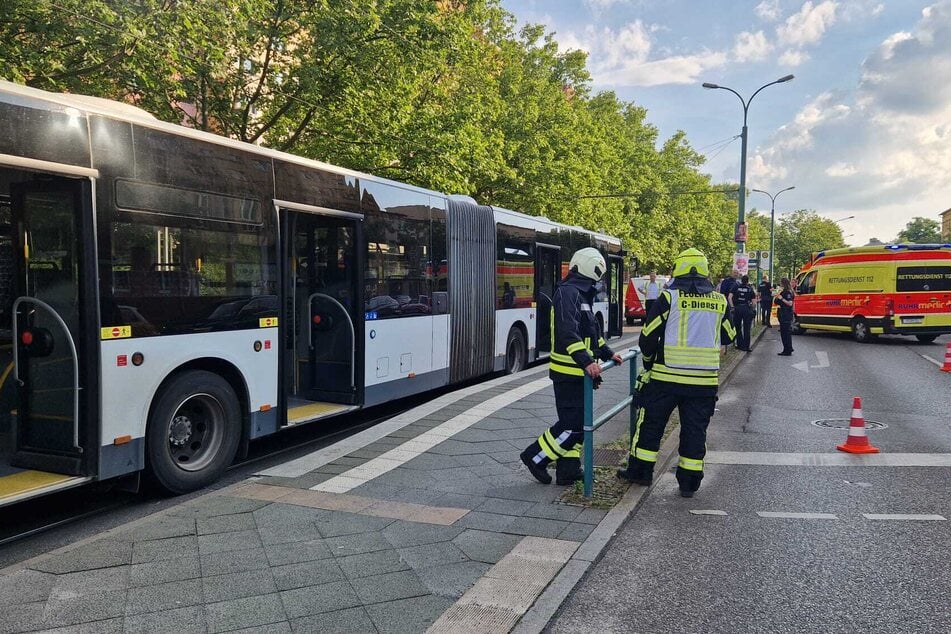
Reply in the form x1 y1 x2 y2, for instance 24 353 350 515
513 324 764 633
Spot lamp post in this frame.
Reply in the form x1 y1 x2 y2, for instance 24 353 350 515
703 75 795 255
833 215 855 223
751 186 795 284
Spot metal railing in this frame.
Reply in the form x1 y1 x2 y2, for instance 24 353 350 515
582 347 641 497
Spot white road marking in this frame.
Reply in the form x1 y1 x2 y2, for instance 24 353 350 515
811 351 830 368
689 510 727 516
863 514 946 521
705 451 951 467
921 354 943 368
756 511 838 520
792 361 809 373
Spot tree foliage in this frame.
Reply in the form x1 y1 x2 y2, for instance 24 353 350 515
774 210 846 280
0 0 825 276
895 217 942 244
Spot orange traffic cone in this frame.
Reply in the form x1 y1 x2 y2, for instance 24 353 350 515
836 397 879 454
941 342 951 373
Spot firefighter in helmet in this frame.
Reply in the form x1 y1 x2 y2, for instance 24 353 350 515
617 248 735 497
521 247 622 485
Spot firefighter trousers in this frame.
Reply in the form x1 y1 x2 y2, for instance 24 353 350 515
627 383 717 492
523 380 584 466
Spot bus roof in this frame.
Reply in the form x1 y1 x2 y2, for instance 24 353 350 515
0 80 619 245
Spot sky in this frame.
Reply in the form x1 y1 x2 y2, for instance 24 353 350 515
499 0 951 246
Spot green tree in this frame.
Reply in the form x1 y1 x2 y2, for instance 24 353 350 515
774 210 846 280
895 217 941 243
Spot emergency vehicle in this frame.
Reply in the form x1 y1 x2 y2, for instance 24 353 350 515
625 275 668 325
793 244 951 343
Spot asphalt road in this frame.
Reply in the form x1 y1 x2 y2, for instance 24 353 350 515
549 329 951 634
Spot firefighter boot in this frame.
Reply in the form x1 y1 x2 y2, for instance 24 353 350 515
520 450 552 485
616 456 653 486
555 458 584 486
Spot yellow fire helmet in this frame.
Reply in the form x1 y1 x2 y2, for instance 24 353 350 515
569 247 606 280
672 248 710 278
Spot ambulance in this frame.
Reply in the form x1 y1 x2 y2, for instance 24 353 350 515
793 244 951 343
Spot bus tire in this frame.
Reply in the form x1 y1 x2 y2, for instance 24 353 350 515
146 370 241 495
851 317 874 343
504 327 527 374
915 334 938 343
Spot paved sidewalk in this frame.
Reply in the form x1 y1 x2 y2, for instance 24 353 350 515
0 337 641 634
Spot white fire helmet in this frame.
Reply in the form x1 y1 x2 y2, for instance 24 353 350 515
569 247 606 281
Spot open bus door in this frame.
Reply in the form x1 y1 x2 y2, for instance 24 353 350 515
534 244 560 356
607 254 624 337
8 177 98 479
282 206 363 425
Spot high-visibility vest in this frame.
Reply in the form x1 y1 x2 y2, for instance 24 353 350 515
652 289 725 387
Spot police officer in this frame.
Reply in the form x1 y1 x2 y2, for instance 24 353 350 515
521 248 622 486
730 274 756 352
617 248 735 497
757 274 773 327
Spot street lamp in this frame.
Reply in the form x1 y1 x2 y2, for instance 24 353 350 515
703 74 795 254
833 215 854 223
751 186 795 283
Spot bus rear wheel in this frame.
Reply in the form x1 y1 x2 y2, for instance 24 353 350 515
851 317 874 344
504 327 527 374
146 370 241 494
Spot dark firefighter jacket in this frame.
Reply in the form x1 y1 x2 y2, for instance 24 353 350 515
549 271 615 382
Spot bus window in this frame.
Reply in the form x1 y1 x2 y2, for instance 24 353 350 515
496 223 534 310
896 266 951 292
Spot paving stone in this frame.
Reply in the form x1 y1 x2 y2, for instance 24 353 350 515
258 521 320 546
279 581 362 619
265 539 333 567
124 578 202 616
129 554 201 588
205 593 287 634
350 570 430 604
428 440 487 456
202 568 277 603
558 521 597 542
290 606 376 634
485 483 564 503
504 516 571 539
197 512 258 535
0 569 55 605
575 507 609 525
523 501 584 522
398 542 468 570
414 560 492 599
329 456 364 466
32 540 133 574
198 528 263 555
0 600 45 634
454 511 517 533
314 511 396 538
252 502 328 528
40 617 124 633
123 605 205 634
227 624 292 634
169 495 270 519
131 535 198 564
315 462 356 474
476 497 535 516
352 482 445 506
432 493 487 510
451 530 523 564
124 515 197 542
43 589 126 629
201 546 270 577
336 549 409 580
325 531 395 558
272 559 346 591
381 521 464 548
51 566 130 598
364 594 454 634
399 453 460 471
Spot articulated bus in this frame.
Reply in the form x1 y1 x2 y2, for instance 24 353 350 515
0 81 624 505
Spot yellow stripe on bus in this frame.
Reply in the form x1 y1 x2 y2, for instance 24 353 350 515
0 470 74 500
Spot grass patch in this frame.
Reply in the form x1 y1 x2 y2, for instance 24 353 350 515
560 466 631 509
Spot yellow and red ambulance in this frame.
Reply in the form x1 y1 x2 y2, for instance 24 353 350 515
793 244 951 343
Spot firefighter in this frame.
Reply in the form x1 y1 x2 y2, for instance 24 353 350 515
520 247 623 486
617 248 735 497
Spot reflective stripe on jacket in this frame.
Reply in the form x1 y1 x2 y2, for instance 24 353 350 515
549 272 613 379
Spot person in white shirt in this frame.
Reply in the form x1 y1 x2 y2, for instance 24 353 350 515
640 271 662 315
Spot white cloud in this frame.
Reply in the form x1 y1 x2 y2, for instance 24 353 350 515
825 162 857 176
733 31 772 62
778 49 811 65
598 51 729 86
777 1 838 47
756 0 783 22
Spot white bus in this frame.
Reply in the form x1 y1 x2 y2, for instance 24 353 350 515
0 81 624 504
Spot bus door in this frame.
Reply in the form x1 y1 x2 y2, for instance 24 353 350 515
535 244 560 356
607 255 624 337
9 177 98 476
285 209 363 409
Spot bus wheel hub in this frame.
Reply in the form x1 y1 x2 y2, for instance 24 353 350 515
169 416 193 447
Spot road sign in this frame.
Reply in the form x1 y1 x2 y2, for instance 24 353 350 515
759 250 772 268
748 257 758 269
733 252 749 275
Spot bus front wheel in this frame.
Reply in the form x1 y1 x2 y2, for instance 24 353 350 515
504 327 527 374
146 370 241 494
